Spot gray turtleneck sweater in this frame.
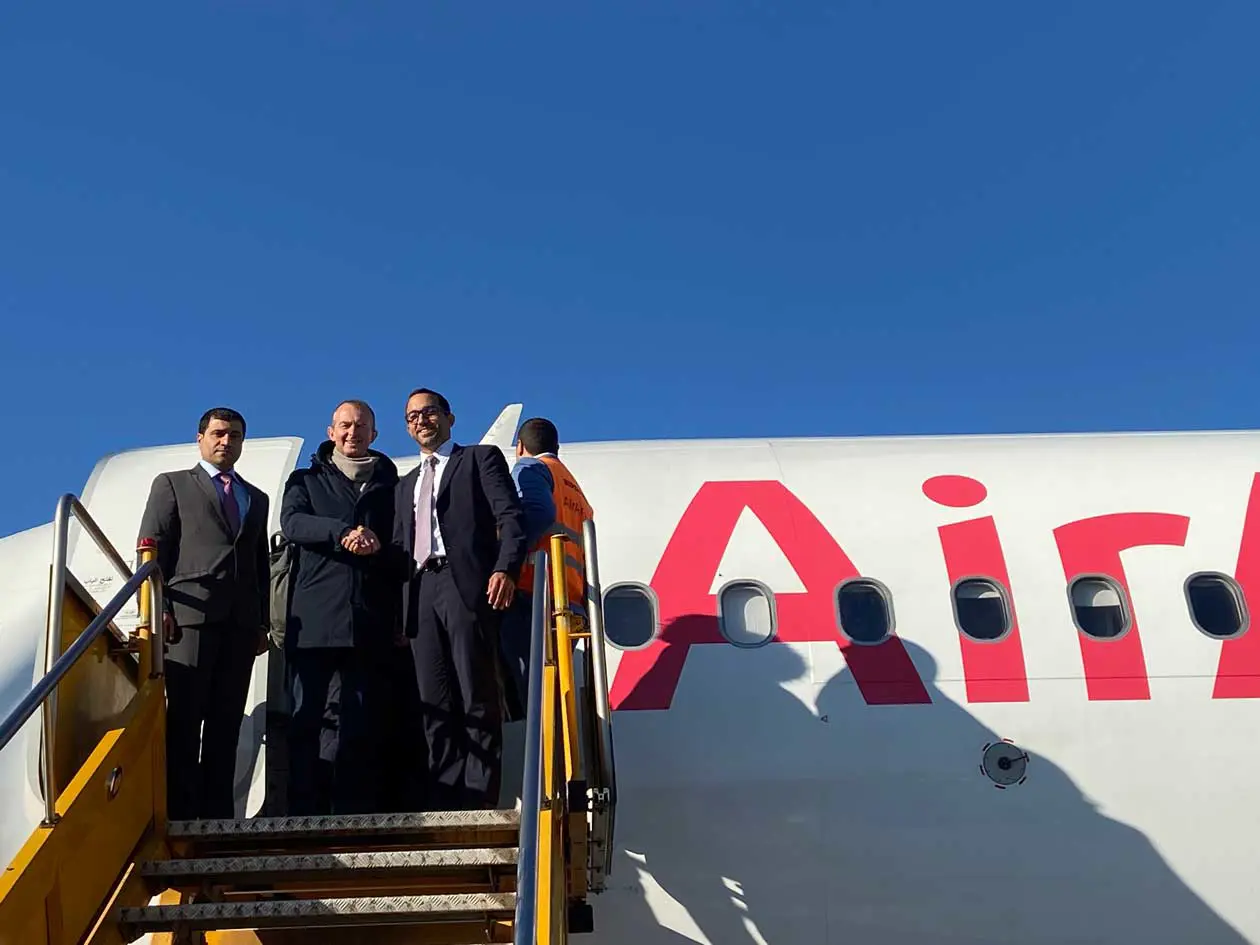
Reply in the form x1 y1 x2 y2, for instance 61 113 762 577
330 450 378 490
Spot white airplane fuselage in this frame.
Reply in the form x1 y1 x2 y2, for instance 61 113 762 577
2 427 1259 944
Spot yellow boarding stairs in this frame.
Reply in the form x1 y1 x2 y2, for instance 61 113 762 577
0 495 618 945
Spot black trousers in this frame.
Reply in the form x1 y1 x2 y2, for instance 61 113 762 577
409 564 503 810
286 646 391 816
379 643 429 813
498 593 581 723
499 593 532 723
165 621 257 820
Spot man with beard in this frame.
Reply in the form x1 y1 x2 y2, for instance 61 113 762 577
138 406 270 820
393 388 526 810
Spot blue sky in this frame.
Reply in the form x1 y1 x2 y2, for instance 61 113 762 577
2 2 1258 536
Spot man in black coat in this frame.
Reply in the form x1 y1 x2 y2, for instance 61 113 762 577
280 399 402 814
392 387 526 810
138 406 270 821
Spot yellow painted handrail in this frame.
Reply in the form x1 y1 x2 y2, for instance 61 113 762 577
549 534 583 787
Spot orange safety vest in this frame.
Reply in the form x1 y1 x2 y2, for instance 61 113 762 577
519 454 593 607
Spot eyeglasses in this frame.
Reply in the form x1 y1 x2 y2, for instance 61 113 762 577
405 407 444 424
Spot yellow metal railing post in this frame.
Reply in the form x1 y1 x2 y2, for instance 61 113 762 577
135 538 169 834
136 541 156 682
548 534 582 785
536 565 558 945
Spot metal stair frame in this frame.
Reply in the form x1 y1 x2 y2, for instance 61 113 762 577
0 497 621 945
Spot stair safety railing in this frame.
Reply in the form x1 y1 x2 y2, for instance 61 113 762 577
0 495 166 818
515 522 618 945
0 494 169 945
580 518 616 892
514 548 550 944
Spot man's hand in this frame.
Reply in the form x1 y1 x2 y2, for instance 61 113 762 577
487 571 515 611
256 627 270 656
341 525 381 555
162 612 182 645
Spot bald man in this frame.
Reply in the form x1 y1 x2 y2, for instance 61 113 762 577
279 400 402 814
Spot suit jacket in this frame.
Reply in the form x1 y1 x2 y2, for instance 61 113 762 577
392 443 527 627
138 465 271 631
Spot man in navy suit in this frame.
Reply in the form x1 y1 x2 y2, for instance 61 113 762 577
392 388 526 809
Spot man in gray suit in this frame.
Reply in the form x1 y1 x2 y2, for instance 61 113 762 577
138 407 270 820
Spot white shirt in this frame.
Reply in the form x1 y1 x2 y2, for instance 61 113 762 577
414 439 456 558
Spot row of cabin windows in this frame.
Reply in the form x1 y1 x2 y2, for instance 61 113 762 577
601 572 1250 650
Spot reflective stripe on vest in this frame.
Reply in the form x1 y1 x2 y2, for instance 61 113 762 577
519 455 592 606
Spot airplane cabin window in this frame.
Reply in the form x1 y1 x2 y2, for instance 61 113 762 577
1185 573 1248 639
602 583 658 649
836 579 893 644
953 578 1011 641
717 581 776 647
1068 577 1130 639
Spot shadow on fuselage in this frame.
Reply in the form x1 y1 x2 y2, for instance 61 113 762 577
599 636 1247 945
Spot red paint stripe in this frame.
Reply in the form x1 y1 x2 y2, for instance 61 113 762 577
609 480 930 711
938 517 1029 703
1053 513 1189 701
1214 474 1260 698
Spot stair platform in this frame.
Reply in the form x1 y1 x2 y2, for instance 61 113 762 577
167 810 522 851
140 847 518 886
118 892 517 938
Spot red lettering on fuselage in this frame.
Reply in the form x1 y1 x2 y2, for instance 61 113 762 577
1053 513 1190 700
610 474 1260 710
608 480 931 711
1214 473 1260 698
925 476 1029 703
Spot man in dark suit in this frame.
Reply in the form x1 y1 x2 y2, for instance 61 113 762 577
280 399 401 815
138 407 270 820
392 388 526 810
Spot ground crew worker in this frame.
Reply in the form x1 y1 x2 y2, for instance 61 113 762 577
502 418 594 716
501 447 555 720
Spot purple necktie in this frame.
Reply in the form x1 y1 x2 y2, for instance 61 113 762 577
414 456 437 566
219 473 241 535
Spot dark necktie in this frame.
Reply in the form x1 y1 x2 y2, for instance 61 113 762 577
219 473 241 535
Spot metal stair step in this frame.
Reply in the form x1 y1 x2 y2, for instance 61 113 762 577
117 892 517 936
167 810 521 850
140 847 518 884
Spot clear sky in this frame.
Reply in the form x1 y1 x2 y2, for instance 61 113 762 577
2 2 1257 536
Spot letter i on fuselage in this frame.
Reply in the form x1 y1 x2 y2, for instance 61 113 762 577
923 475 1030 703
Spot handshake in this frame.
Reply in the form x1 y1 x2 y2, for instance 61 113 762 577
341 525 381 556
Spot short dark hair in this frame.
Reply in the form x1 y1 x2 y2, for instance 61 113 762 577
518 417 559 455
199 407 246 436
405 388 451 414
334 399 376 429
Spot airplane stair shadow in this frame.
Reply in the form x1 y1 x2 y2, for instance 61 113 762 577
603 631 1249 945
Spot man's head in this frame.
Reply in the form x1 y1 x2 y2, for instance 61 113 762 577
516 417 560 458
198 407 246 471
405 388 454 454
329 400 377 457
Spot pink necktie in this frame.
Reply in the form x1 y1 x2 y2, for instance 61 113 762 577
414 455 437 565
219 473 241 534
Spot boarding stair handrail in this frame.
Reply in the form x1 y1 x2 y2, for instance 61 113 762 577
514 549 550 944
581 518 617 890
0 493 164 826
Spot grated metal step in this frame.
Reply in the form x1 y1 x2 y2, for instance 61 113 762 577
117 892 517 937
167 810 521 850
139 847 518 885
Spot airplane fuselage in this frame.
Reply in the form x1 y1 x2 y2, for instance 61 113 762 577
2 428 1258 943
